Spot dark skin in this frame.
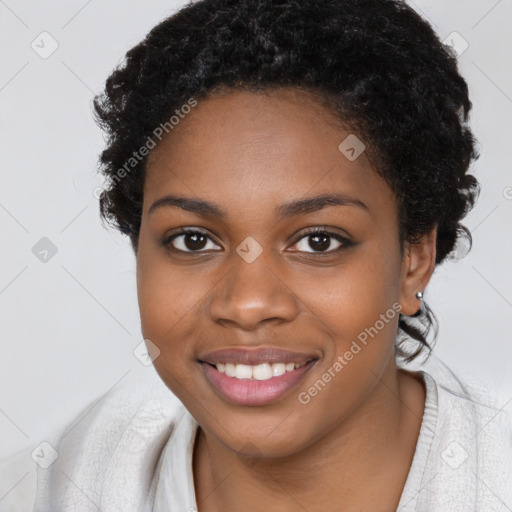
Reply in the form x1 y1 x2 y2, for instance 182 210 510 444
136 87 436 511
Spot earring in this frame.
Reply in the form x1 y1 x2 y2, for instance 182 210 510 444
415 291 423 300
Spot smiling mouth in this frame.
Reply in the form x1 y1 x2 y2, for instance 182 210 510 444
204 361 312 381
199 357 318 406
197 346 320 404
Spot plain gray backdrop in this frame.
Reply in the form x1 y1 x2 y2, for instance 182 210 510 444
1 0 511 482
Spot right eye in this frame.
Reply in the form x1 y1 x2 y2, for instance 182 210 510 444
162 228 222 253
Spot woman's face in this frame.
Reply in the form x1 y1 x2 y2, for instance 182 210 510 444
136 87 426 458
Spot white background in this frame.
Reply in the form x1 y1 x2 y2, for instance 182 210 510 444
0 0 511 487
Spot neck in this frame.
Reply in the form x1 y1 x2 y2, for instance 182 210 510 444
193 359 425 512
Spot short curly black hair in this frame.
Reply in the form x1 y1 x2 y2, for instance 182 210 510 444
92 0 480 363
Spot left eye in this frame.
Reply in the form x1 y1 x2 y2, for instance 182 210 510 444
290 230 349 253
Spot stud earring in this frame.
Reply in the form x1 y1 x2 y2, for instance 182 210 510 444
415 291 423 300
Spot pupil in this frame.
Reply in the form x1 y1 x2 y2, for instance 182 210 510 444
185 233 207 250
310 234 329 251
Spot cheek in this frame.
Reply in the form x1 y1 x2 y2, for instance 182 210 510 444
136 243 206 340
295 243 402 340
286 257 402 440
136 250 201 401
137 257 180 341
135 242 224 398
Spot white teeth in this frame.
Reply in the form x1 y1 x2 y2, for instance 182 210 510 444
235 364 253 379
214 361 307 380
253 363 273 380
225 363 236 377
272 363 286 377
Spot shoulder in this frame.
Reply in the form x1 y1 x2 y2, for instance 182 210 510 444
410 357 512 511
32 373 186 511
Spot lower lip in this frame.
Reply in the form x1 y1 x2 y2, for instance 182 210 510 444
200 360 317 406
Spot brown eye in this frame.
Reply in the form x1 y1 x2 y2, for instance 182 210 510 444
290 229 353 254
163 228 220 253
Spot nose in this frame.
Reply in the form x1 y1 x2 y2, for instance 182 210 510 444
208 251 300 332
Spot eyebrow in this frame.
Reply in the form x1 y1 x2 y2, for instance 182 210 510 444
148 193 368 219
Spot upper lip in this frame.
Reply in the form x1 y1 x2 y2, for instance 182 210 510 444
198 347 320 366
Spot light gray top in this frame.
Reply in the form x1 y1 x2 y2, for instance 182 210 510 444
2 357 511 511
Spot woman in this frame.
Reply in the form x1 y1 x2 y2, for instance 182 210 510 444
33 0 512 510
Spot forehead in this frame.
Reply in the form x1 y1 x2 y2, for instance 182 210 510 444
143 87 394 221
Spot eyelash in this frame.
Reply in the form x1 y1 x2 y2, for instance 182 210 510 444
162 227 354 256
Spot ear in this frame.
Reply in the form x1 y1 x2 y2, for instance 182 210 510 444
399 226 437 316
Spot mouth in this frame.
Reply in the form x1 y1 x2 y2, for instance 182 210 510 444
203 360 310 380
197 347 319 406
